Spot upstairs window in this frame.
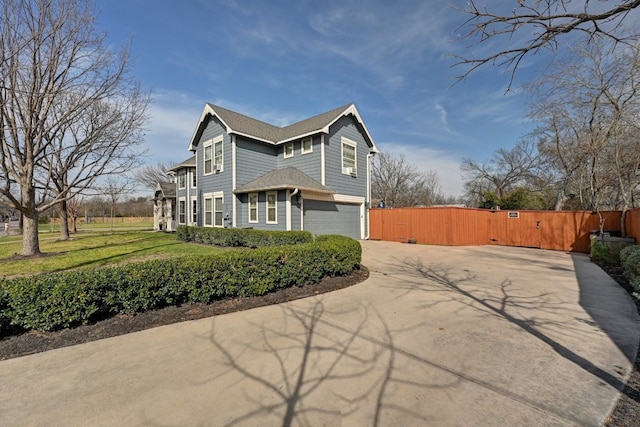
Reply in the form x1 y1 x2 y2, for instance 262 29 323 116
204 135 223 175
341 138 357 176
191 170 197 188
284 142 294 158
301 137 313 154
178 172 186 189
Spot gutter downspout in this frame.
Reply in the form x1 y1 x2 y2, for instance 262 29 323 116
366 152 374 239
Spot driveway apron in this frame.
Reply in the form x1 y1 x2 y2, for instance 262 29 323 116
0 241 638 426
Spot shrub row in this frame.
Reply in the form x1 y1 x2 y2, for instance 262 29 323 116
621 245 640 294
177 226 313 248
0 235 361 334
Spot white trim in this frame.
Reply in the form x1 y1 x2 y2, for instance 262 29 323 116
213 191 224 228
178 197 186 225
301 137 313 154
232 135 237 227
283 141 294 158
341 137 357 176
302 192 365 204
203 193 213 227
320 134 325 185
286 191 292 231
248 192 258 224
360 203 365 239
178 171 186 189
191 199 198 226
266 191 277 224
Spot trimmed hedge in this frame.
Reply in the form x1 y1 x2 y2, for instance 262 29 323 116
177 226 313 248
620 245 640 294
0 234 361 333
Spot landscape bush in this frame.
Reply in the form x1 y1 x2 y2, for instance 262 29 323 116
620 245 640 294
590 237 634 266
0 234 361 334
177 225 313 248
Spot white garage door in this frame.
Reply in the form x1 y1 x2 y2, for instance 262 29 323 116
304 200 362 240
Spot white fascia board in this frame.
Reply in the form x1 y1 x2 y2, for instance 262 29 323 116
188 104 230 151
303 193 365 204
324 104 379 153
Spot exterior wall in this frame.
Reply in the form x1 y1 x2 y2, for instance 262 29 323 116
235 137 277 187
235 190 287 231
194 116 234 226
276 135 322 183
324 116 369 197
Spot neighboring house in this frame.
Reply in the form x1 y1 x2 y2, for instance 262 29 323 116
169 103 378 239
152 180 178 232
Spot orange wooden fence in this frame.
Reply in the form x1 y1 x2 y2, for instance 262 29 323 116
369 207 627 253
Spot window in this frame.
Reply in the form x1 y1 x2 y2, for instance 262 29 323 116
178 199 186 224
192 200 197 224
341 138 357 175
204 135 223 175
214 194 223 227
249 193 258 223
191 170 196 188
204 143 212 175
178 172 186 189
204 197 213 226
301 137 313 154
266 191 277 224
214 138 223 170
284 142 294 158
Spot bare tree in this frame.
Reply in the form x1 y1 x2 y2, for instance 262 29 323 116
371 153 444 207
102 176 135 232
529 37 640 231
454 0 640 88
461 139 546 206
66 196 82 234
132 162 174 190
0 0 149 255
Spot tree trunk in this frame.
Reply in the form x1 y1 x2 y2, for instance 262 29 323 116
58 200 70 240
554 188 566 211
621 208 628 238
21 187 40 256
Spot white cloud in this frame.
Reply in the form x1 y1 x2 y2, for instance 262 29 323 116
376 142 465 197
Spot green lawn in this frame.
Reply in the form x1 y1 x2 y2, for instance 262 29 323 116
0 231 220 277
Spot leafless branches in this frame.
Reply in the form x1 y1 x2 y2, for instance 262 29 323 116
454 0 640 88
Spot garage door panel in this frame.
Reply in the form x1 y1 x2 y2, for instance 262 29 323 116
304 200 361 239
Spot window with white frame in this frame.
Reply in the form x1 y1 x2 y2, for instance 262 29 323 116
204 197 213 226
192 200 197 224
249 193 258 223
214 193 223 227
191 169 196 188
284 142 294 158
214 138 223 171
178 172 186 189
178 199 186 224
204 143 213 175
301 137 313 154
341 138 357 175
204 135 223 175
266 191 277 224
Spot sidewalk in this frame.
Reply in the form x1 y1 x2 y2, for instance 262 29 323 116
0 242 638 426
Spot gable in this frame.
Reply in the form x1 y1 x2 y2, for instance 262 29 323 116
188 103 378 152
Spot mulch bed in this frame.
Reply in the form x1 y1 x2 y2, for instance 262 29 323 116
0 267 369 361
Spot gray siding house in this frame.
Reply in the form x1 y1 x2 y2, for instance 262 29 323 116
170 103 378 239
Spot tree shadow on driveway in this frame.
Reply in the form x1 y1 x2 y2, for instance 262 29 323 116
206 299 460 427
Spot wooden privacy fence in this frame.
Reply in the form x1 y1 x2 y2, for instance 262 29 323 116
369 207 631 253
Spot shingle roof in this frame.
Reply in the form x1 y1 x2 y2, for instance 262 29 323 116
168 155 196 172
154 181 176 199
234 167 334 194
188 103 378 151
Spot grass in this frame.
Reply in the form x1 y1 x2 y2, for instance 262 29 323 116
0 231 221 277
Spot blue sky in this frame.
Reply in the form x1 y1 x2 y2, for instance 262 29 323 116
96 0 541 197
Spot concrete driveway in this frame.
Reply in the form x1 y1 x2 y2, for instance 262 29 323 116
0 241 638 426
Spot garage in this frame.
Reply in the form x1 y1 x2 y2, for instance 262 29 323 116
303 199 363 240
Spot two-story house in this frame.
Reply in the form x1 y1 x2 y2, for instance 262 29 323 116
167 103 378 240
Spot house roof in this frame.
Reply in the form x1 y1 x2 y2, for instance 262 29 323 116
188 103 378 152
168 155 196 173
234 167 334 195
154 181 176 200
